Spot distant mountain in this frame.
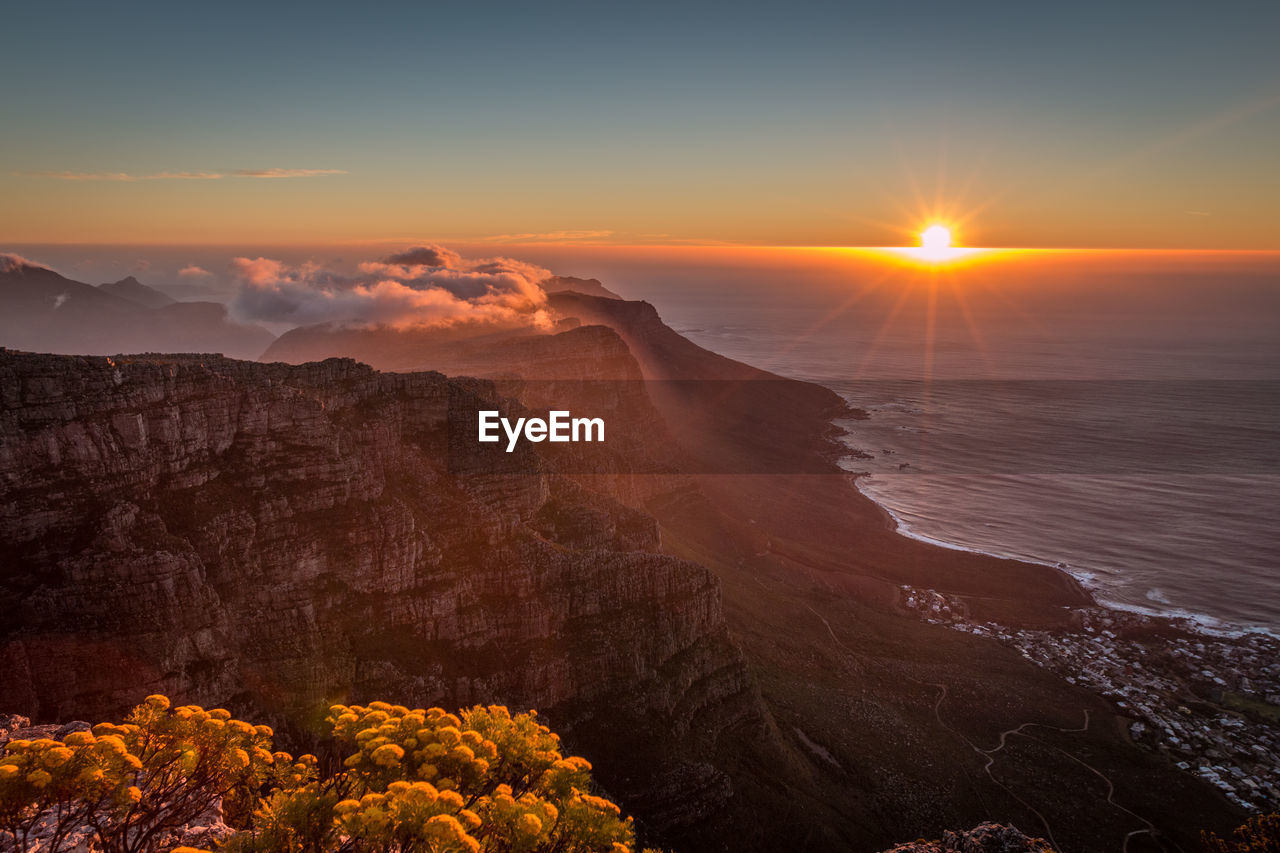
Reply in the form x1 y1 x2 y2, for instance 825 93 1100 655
0 255 274 360
541 275 622 299
97 276 176 309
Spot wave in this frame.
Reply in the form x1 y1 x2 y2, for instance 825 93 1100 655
851 470 1280 641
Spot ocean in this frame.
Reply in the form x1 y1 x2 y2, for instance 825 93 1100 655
587 248 1280 634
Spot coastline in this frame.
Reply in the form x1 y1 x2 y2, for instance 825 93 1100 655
820 400 1280 812
835 416 1279 641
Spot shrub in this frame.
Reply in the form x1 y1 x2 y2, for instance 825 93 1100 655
1203 813 1280 853
0 695 284 852
0 698 643 853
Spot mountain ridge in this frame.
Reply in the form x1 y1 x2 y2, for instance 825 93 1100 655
0 257 275 361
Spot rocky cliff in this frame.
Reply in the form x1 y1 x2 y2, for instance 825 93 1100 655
0 349 767 840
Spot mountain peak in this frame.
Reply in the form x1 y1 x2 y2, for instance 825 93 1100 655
97 275 176 308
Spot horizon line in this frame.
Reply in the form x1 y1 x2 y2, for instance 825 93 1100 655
5 239 1280 254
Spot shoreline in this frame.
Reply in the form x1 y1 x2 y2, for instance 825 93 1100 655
834 423 1279 642
816 389 1280 811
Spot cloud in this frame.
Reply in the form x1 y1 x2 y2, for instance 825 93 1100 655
25 171 224 181
231 168 347 179
0 253 53 274
229 247 553 331
381 245 462 268
23 168 346 181
178 264 214 279
474 230 615 244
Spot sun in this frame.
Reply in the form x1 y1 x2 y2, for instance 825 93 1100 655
920 224 952 251
871 220 987 265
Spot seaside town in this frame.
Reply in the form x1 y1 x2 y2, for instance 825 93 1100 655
899 586 1280 813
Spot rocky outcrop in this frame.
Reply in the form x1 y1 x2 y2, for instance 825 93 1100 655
0 349 767 838
882 823 1055 853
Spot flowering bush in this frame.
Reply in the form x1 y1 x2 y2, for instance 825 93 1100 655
1 698 648 853
227 702 637 853
1202 813 1280 853
0 695 286 852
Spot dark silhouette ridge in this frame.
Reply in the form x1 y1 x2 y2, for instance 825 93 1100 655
0 258 275 360
97 275 176 309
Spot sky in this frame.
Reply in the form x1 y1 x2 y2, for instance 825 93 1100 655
3 0 1279 248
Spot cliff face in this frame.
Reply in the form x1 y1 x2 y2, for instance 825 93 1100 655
0 349 765 837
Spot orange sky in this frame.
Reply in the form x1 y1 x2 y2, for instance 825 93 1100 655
3 3 1279 249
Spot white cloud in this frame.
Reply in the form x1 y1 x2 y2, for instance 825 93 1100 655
231 168 348 179
229 246 552 331
24 168 346 181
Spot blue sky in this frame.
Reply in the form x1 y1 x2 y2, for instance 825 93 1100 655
4 0 1279 246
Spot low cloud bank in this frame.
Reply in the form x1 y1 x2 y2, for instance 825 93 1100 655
0 253 52 273
229 246 553 331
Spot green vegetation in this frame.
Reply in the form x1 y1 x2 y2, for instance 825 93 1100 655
1203 813 1280 853
0 696 646 853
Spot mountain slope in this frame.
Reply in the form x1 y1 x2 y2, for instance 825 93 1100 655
97 275 176 308
0 256 274 360
0 350 770 845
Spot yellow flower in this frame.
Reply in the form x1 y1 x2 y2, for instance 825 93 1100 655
97 735 128 755
144 694 171 710
78 767 106 785
519 813 543 836
333 798 361 815
371 743 404 767
26 769 52 788
42 746 74 768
